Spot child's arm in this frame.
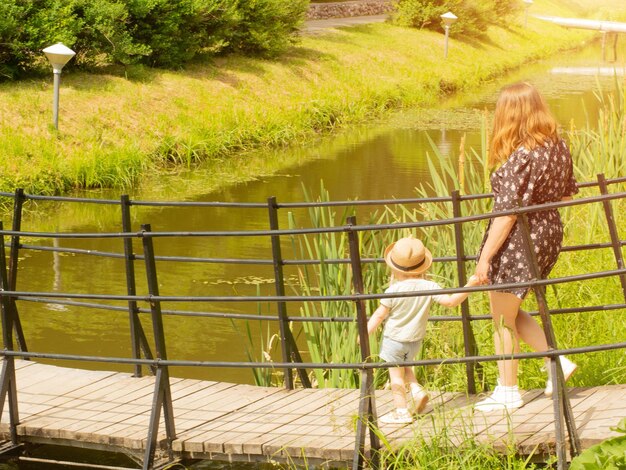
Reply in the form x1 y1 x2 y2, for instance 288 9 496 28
367 304 390 335
433 275 481 308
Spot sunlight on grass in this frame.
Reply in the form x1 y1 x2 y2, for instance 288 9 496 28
0 0 601 195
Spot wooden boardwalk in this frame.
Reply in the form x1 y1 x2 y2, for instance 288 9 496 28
1 360 625 467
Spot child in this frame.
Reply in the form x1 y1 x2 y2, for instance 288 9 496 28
367 236 480 424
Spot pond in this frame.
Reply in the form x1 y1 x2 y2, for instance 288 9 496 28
0 39 624 469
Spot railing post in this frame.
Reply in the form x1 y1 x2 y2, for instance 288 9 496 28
121 196 155 377
517 210 580 468
0 221 20 444
9 189 27 353
140 224 176 470
267 197 311 389
451 190 480 394
347 216 380 470
597 174 626 300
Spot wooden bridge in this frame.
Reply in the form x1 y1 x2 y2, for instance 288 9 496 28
0 177 625 469
2 360 625 468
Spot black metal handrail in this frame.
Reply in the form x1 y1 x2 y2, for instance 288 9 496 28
1 174 623 207
0 174 624 470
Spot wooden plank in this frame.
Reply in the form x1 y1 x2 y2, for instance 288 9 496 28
234 389 353 455
13 359 37 371
5 361 626 467
517 386 617 454
173 382 239 412
175 387 310 454
263 389 363 460
57 373 137 400
20 368 116 397
377 389 454 441
152 383 287 454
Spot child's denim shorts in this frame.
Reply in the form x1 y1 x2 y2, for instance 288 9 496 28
379 336 422 363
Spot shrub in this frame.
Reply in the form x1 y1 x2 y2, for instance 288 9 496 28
124 0 237 67
0 0 26 78
226 0 309 58
0 0 82 77
0 0 306 76
69 0 148 67
391 0 521 38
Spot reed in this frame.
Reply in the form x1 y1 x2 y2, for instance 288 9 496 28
374 404 549 469
281 81 626 393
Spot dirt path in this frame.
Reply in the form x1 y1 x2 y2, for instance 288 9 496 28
303 14 389 34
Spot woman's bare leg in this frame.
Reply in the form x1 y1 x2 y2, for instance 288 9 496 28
489 291 523 387
515 308 549 353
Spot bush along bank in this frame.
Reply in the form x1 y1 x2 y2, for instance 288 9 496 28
0 0 619 196
0 0 308 77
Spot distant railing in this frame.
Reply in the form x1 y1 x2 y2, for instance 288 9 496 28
0 173 625 470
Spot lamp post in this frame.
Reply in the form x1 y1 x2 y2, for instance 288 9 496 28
524 0 533 28
441 12 458 59
42 43 76 130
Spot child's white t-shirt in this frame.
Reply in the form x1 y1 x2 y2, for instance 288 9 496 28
380 278 446 343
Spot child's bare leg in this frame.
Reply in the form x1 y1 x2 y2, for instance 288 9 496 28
388 367 407 409
404 366 418 388
404 366 428 413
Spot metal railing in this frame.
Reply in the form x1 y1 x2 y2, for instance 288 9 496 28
0 173 624 470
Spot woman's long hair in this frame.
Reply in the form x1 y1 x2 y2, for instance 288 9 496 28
489 82 558 167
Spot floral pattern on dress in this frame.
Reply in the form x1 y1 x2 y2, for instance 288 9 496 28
478 138 578 299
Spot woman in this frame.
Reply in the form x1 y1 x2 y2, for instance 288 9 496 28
474 82 579 412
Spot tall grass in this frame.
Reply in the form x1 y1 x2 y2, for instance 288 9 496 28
375 405 552 469
282 81 626 393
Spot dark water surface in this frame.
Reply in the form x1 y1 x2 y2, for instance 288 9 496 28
1 40 624 469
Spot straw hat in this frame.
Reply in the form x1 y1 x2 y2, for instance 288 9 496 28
384 236 432 275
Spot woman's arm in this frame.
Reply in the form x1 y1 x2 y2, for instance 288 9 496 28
367 304 390 335
475 215 517 284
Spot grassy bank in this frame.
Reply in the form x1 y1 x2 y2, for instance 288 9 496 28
0 0 619 196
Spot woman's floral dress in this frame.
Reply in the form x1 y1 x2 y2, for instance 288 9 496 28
479 138 578 299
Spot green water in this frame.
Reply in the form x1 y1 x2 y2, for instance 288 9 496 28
0 40 624 469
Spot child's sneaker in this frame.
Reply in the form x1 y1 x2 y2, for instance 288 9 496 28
410 389 429 415
379 408 413 424
544 356 577 397
474 385 523 412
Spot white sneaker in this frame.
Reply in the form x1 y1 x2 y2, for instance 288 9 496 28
544 356 578 397
409 389 429 415
474 385 523 412
379 409 413 424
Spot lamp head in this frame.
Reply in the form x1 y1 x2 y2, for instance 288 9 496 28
441 12 458 27
42 43 76 73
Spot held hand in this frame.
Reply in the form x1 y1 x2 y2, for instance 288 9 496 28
474 259 490 285
466 274 481 287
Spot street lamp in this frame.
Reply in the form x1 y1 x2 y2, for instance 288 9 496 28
440 12 457 59
42 43 76 130
524 0 533 28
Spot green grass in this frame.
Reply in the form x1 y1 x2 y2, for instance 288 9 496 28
0 0 617 196
374 405 553 469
